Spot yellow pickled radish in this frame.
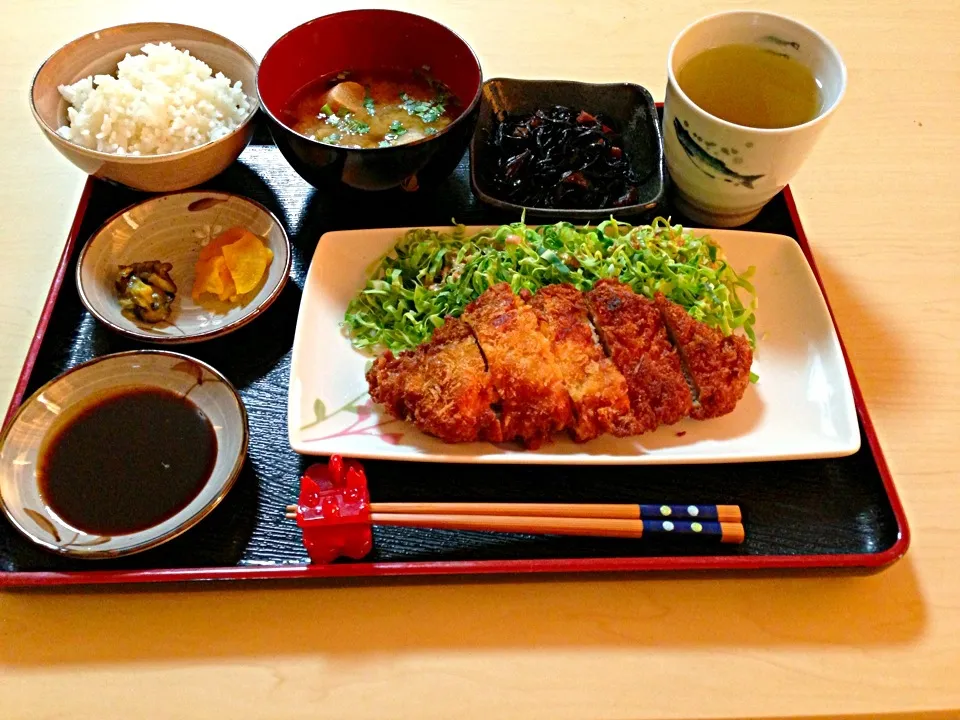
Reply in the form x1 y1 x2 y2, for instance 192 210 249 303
192 255 236 301
199 226 246 261
221 233 274 296
192 227 271 303
215 256 237 301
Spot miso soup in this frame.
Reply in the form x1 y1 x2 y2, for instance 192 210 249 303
677 44 821 129
283 68 459 149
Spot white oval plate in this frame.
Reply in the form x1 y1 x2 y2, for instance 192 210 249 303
288 226 860 464
76 191 291 343
0 351 248 558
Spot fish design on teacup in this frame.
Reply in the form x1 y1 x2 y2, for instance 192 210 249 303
761 35 801 51
673 118 764 189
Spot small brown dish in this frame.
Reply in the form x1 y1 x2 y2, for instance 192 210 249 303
76 191 291 344
0 351 248 559
469 78 666 221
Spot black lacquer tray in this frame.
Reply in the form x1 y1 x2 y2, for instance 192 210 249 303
0 120 908 587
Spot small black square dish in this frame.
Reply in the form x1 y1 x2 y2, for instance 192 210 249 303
469 78 665 221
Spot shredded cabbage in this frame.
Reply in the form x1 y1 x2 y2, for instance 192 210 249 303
344 217 757 353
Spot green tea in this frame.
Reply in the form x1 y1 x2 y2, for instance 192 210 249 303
677 43 821 129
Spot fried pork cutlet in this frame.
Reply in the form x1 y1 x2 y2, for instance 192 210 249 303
527 284 636 441
366 317 502 443
585 279 692 431
462 283 572 448
656 293 753 419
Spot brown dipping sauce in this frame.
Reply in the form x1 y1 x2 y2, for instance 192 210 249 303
37 387 217 535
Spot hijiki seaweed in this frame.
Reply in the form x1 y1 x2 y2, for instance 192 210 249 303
482 106 650 209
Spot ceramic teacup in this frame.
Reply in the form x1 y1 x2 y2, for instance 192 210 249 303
663 11 846 227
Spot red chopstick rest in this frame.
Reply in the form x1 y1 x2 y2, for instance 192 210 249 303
295 455 372 563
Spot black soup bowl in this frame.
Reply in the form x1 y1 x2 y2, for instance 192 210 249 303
258 10 483 192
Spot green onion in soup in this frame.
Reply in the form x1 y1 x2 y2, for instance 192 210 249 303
284 69 458 149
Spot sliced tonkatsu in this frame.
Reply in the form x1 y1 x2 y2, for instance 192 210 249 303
585 279 692 430
462 283 572 448
366 282 755 448
656 293 753 419
526 283 636 441
366 317 502 443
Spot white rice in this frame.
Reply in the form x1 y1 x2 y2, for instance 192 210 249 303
56 42 253 156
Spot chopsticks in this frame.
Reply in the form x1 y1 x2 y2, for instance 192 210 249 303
284 502 745 543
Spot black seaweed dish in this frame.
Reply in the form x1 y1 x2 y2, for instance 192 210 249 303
469 78 666 220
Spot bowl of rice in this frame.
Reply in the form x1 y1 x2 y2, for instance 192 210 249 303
30 22 258 192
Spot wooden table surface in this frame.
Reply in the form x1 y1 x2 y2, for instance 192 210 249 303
1 1 958 718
